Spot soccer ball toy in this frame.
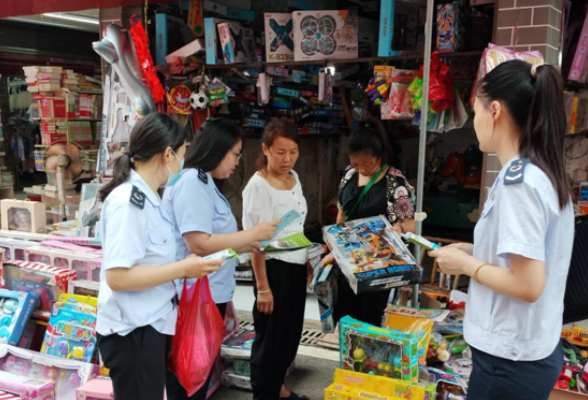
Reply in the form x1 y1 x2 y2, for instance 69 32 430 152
190 90 209 110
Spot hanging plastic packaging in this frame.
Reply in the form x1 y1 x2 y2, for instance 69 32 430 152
167 277 226 396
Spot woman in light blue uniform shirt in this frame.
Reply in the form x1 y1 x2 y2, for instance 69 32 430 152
96 113 222 400
163 118 280 400
430 60 574 399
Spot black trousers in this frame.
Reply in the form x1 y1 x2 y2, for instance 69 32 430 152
98 325 172 400
468 342 563 400
251 259 307 400
333 269 390 327
166 302 228 400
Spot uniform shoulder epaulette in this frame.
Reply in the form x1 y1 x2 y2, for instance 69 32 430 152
198 169 208 184
504 158 531 186
129 185 145 209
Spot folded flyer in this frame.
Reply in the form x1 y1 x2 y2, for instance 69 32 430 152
204 248 238 261
260 209 301 247
264 233 313 252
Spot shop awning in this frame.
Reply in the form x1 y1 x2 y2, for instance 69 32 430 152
1 0 176 19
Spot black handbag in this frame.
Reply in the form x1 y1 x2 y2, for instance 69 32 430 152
563 214 588 325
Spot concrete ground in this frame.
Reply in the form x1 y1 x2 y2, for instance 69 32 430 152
211 351 338 400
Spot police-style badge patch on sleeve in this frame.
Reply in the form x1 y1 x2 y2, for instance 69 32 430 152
504 158 531 185
130 185 146 209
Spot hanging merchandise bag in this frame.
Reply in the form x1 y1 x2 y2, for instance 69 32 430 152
563 215 588 324
168 277 226 396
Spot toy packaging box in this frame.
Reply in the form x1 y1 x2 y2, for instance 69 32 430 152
217 21 256 64
314 263 337 333
436 2 464 52
339 316 419 382
378 0 421 57
3 261 77 313
75 378 113 400
323 216 422 295
0 200 47 235
26 241 101 282
292 9 358 61
67 281 100 299
0 238 38 262
388 69 418 120
204 17 229 65
40 302 97 363
418 366 468 396
220 328 255 360
264 13 294 63
0 370 54 400
325 368 435 400
0 344 100 400
0 289 38 346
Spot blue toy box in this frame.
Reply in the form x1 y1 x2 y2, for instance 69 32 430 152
0 289 39 346
339 316 419 382
40 302 97 363
205 17 228 65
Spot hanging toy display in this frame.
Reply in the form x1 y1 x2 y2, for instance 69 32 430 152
190 68 210 110
93 24 155 126
365 66 393 105
167 84 193 114
190 90 209 110
207 79 230 108
128 17 166 109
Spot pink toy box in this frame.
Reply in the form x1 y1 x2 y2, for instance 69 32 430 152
569 11 588 83
76 378 170 400
26 242 101 282
3 261 77 313
0 344 99 400
75 378 112 400
0 238 38 262
0 370 54 400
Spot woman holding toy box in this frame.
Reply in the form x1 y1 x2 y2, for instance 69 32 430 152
96 112 222 400
163 118 280 400
321 124 416 327
243 119 313 400
430 60 574 399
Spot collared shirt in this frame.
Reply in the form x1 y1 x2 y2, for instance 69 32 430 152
163 169 237 304
465 156 574 361
97 170 178 337
242 170 308 265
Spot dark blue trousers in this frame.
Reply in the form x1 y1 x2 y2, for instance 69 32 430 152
468 342 563 400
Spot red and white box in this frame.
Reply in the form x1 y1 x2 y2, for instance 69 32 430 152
0 391 21 399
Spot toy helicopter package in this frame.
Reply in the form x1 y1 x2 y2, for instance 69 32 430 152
264 13 294 63
292 9 358 62
323 216 422 294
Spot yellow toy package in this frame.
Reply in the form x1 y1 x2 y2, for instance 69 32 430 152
383 305 447 365
325 369 435 400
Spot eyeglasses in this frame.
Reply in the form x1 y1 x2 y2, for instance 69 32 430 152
236 153 242 161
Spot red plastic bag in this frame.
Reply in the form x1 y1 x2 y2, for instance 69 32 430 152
167 277 226 396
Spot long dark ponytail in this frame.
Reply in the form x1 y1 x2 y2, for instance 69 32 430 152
478 60 570 209
99 112 187 201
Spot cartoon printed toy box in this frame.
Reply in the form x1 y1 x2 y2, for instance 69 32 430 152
339 316 419 383
323 216 422 294
325 368 435 400
41 302 97 363
0 289 38 346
